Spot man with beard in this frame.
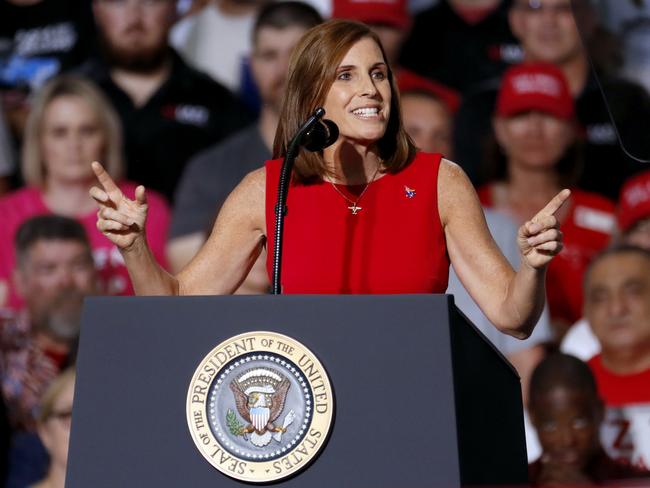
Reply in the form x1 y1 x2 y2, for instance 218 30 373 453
81 0 252 202
0 215 97 487
167 1 322 288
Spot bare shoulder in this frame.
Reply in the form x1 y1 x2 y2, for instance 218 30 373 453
437 158 481 226
236 166 266 196
215 166 266 233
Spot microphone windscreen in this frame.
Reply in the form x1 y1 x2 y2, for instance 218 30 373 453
303 119 339 152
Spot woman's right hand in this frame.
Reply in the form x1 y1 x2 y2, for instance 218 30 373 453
90 161 148 251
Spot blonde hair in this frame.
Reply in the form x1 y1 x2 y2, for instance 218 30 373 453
22 75 124 187
37 367 76 424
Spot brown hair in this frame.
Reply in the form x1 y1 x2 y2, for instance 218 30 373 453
22 75 123 187
273 19 416 182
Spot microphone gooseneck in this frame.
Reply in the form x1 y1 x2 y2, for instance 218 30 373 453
272 108 338 295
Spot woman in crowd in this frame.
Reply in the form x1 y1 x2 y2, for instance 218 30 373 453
478 62 616 340
92 20 568 339
0 75 170 310
32 368 75 488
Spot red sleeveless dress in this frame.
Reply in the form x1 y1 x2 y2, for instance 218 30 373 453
265 152 449 294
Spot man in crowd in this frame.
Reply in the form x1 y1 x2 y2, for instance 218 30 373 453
582 245 650 469
0 215 97 486
168 1 322 282
82 0 252 202
561 170 650 363
400 0 522 93
454 0 650 197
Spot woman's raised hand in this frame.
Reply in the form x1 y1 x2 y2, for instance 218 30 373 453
518 189 571 269
90 161 148 251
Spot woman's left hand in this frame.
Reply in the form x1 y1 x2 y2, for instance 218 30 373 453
518 189 571 269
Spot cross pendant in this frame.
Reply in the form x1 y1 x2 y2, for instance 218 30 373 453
348 204 362 215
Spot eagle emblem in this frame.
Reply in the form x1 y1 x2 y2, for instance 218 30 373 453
227 367 294 447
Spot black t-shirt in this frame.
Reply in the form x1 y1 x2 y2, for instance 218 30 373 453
0 0 95 92
80 51 254 202
399 0 522 94
453 73 650 200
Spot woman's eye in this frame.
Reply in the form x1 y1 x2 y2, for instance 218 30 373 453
372 71 386 80
337 72 351 81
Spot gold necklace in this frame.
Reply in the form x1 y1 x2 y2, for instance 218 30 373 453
329 164 381 215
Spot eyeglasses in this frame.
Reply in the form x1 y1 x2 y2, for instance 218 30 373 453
515 0 574 15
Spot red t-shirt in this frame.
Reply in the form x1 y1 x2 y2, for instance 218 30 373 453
479 186 615 325
589 354 650 470
0 182 170 310
265 152 449 294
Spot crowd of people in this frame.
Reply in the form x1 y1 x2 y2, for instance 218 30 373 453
1 0 649 486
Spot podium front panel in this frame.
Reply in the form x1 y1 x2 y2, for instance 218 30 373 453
67 294 521 487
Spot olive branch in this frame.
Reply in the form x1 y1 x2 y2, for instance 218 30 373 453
226 409 247 437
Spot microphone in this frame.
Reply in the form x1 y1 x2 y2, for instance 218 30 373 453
303 119 339 152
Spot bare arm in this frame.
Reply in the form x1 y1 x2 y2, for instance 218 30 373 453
91 162 266 296
439 159 568 338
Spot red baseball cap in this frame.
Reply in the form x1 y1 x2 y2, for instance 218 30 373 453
618 170 650 232
495 62 575 120
397 69 461 113
332 0 410 29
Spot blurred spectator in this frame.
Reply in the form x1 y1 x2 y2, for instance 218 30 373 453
170 0 268 94
400 0 522 93
400 86 454 157
0 217 91 487
617 170 650 250
528 353 649 486
583 245 650 469
0 75 170 310
169 1 322 283
332 0 410 67
0 103 15 194
454 0 650 198
83 0 252 202
562 170 650 364
479 63 615 338
32 368 75 488
0 216 92 433
0 0 96 146
597 0 650 93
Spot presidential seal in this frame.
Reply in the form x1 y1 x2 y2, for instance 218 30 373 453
186 331 334 483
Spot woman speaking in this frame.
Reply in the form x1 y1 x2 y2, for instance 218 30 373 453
91 20 568 339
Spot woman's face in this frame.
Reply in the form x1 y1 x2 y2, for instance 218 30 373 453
41 95 106 184
38 377 75 471
401 93 452 157
322 37 391 148
494 111 574 170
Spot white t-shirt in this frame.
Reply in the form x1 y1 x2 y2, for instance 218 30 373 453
170 4 255 93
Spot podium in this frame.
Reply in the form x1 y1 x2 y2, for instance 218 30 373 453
67 294 528 487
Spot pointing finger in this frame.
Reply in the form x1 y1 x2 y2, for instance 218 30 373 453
534 189 571 220
91 161 121 197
